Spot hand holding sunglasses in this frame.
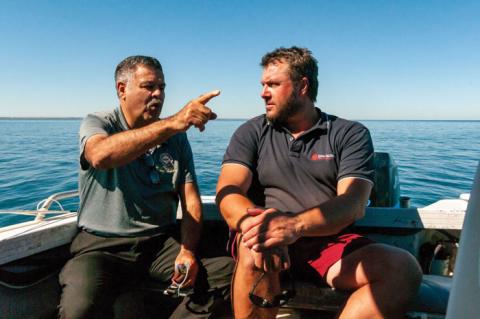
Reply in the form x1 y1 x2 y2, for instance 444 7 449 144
163 262 191 298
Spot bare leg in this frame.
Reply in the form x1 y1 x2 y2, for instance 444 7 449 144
233 239 281 319
326 244 422 319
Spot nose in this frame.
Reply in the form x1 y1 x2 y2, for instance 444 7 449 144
261 85 271 99
152 86 164 98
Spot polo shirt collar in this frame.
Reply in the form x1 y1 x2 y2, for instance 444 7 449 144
311 107 329 131
267 107 329 134
114 107 130 131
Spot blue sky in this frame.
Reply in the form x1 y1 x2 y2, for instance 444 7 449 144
0 0 478 120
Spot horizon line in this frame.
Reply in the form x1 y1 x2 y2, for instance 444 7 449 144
1 116 479 122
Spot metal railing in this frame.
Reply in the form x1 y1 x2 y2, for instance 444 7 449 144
35 190 79 221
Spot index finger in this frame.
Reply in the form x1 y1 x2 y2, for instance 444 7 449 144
196 89 221 104
247 207 265 216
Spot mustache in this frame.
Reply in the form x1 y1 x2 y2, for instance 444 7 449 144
147 98 163 108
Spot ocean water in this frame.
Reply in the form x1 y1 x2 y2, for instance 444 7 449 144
1 119 479 226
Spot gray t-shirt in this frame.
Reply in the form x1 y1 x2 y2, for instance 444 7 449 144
78 108 196 237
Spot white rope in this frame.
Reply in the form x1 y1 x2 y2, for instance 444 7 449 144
36 199 65 211
0 211 39 216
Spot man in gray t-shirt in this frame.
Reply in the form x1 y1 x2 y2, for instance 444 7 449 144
58 56 233 318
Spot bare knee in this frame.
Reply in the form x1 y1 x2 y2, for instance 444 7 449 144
381 246 422 289
363 244 423 304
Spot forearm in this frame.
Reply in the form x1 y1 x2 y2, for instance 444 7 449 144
216 164 256 231
180 184 203 253
89 117 179 169
296 192 366 237
180 212 202 253
218 190 255 231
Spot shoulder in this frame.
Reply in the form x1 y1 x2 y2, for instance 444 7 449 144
329 114 367 131
82 109 116 127
328 114 370 139
79 109 118 136
233 115 268 139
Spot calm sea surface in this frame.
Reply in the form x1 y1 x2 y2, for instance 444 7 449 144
1 119 479 226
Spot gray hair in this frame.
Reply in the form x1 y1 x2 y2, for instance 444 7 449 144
115 55 163 84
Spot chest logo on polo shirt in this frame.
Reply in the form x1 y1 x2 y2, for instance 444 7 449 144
156 153 175 173
310 152 335 161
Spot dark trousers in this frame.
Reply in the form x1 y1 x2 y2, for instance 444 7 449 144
58 228 233 319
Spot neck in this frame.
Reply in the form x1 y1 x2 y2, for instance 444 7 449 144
286 103 318 137
120 104 147 129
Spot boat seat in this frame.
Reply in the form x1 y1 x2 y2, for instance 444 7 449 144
0 245 70 288
113 273 451 317
283 274 451 315
411 274 451 314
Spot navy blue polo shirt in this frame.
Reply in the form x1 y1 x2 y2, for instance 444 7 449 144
222 108 374 214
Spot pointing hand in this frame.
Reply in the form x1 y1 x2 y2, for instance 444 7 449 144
172 90 219 132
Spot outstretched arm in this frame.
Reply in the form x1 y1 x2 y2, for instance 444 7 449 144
83 90 219 169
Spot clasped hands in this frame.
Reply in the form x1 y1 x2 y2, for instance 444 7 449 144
241 207 301 272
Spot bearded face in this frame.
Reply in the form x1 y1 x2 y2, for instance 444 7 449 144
266 90 303 126
261 62 303 126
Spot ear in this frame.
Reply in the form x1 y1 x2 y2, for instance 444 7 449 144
299 77 309 97
116 81 127 100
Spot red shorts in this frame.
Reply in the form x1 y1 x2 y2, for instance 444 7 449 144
229 231 373 281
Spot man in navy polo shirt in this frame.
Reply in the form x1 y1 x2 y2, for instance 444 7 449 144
216 47 422 318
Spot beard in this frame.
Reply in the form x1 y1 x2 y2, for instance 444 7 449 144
266 92 302 126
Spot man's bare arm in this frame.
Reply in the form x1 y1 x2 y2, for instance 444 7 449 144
241 178 373 251
172 181 203 287
217 163 290 271
296 177 372 236
179 181 203 253
215 163 255 231
84 90 219 169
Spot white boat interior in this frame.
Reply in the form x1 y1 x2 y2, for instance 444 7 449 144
0 153 476 319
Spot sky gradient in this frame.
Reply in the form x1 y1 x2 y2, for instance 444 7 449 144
1 0 479 120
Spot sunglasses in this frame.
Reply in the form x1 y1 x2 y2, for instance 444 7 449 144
141 152 161 184
163 263 191 298
249 271 296 308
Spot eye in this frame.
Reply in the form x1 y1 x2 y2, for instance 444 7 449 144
267 82 278 88
261 82 277 88
142 84 155 91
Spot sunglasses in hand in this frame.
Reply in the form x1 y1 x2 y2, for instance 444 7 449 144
248 271 296 308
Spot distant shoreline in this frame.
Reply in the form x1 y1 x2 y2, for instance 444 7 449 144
1 117 478 122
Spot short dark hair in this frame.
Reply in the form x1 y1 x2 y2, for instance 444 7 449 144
261 47 318 102
115 55 163 84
